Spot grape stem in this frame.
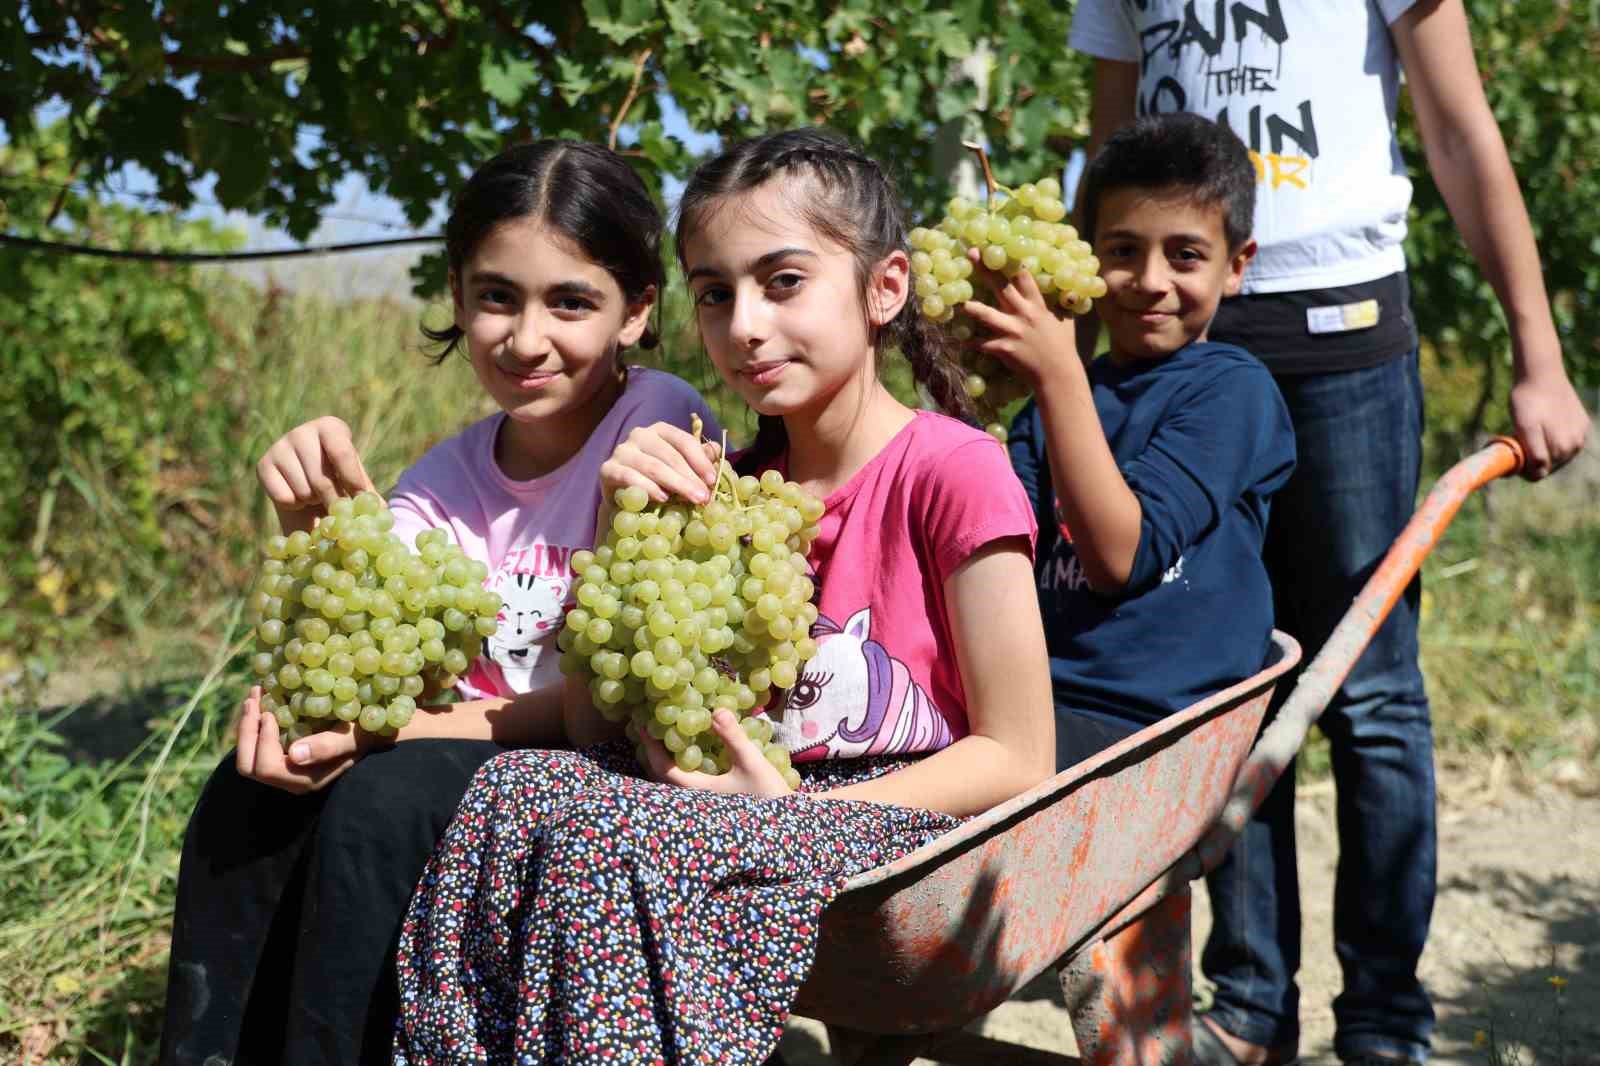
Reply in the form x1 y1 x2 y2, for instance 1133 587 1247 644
715 429 744 510
961 140 1012 207
691 414 742 510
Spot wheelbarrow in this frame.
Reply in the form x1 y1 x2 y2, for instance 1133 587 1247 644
790 437 1527 1065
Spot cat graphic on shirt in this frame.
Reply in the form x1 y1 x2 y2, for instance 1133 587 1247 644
483 570 568 692
773 607 953 761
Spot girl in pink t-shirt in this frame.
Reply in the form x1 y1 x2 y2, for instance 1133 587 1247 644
391 129 1057 1065
161 141 713 1066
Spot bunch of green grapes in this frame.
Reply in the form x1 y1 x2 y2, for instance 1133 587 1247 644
560 452 825 789
247 491 501 743
909 175 1108 440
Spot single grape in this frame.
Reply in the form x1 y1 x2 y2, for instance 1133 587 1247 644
616 485 650 513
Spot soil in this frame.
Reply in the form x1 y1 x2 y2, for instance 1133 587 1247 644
780 758 1600 1065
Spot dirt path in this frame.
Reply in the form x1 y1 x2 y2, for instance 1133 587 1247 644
781 759 1600 1064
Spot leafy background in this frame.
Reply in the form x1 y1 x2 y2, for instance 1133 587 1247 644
0 2 1596 1061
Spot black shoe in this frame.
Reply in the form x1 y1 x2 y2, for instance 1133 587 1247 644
1191 1017 1301 1066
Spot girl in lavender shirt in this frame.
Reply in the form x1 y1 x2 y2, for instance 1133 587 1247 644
160 141 713 1066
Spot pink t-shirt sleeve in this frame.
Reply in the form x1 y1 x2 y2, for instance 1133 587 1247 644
918 436 1038 584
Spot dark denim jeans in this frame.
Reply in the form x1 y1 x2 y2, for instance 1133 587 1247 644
1201 351 1435 1062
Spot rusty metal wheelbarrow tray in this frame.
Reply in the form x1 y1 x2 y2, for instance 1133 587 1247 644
792 438 1527 1065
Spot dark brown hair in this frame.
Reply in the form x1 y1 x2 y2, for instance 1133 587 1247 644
423 139 663 361
674 128 973 461
1082 113 1257 251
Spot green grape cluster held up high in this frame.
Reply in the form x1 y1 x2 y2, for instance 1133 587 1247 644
247 492 502 742
910 172 1108 440
561 430 825 789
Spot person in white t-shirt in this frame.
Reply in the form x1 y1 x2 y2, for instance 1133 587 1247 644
1068 3 1589 1064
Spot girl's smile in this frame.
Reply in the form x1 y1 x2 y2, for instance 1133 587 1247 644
739 359 793 387
494 364 559 391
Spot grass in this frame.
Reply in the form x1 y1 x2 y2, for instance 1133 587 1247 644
0 643 242 1064
1296 346 1600 782
0 278 1594 1063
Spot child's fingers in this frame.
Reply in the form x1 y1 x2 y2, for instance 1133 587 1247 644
256 456 303 513
248 715 325 793
960 299 1012 336
637 732 680 781
291 432 345 508
651 423 722 488
987 270 1040 316
1009 269 1046 308
235 688 263 776
965 246 1007 294
607 428 716 504
316 421 376 496
600 457 689 507
710 710 759 766
249 709 290 779
285 725 359 768
710 711 793 797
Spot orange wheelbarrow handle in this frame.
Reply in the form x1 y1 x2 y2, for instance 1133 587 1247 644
1190 435 1525 875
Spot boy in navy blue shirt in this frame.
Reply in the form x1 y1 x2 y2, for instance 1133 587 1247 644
963 113 1296 769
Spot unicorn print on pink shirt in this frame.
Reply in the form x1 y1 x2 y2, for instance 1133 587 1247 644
773 606 954 761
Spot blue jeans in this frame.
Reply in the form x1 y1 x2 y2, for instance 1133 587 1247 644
1201 351 1435 1062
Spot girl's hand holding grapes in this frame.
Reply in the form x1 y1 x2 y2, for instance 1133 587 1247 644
257 416 378 535
639 709 793 798
235 684 383 794
598 422 722 506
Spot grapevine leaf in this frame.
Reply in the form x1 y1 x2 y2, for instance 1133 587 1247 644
482 55 540 107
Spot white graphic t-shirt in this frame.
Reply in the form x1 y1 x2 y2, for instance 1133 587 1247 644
1070 0 1419 293
387 368 717 701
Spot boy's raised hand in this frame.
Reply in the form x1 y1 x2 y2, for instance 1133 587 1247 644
235 685 379 793
959 249 1084 388
599 421 723 507
639 709 794 799
257 416 377 535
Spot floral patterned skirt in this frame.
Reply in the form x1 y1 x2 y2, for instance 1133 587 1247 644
392 742 960 1066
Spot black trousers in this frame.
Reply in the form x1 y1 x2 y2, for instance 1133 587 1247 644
158 738 508 1066
1055 705 1143 772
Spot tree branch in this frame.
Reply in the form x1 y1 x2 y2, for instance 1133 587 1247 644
164 47 310 75
608 49 653 151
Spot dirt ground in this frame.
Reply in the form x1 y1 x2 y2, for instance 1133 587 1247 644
780 758 1600 1065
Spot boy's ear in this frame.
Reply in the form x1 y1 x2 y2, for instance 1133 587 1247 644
618 284 658 348
867 249 912 329
1224 238 1257 297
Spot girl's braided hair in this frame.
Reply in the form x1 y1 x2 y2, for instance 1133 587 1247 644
674 128 973 462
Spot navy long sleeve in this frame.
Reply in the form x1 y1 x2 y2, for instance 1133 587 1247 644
1008 342 1296 724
